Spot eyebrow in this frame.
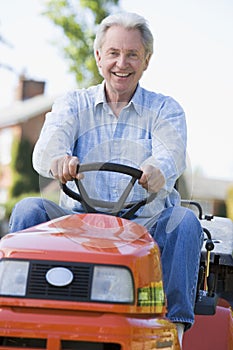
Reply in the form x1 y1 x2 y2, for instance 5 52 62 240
107 48 140 53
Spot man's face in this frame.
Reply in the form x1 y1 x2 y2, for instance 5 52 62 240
96 25 150 102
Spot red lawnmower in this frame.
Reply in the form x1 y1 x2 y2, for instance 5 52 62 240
0 162 232 349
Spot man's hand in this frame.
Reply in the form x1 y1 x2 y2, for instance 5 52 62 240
50 155 82 184
138 164 165 193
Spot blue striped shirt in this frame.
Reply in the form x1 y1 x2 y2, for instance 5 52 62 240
33 82 186 217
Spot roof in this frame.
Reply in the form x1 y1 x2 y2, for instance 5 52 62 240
0 94 56 129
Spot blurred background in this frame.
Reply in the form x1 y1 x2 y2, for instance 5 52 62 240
1 0 233 234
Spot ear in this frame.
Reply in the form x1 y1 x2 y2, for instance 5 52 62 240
143 54 152 71
95 50 102 67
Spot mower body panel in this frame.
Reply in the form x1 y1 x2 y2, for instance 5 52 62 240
0 213 180 349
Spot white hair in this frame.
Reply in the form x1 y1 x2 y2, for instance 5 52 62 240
93 12 154 59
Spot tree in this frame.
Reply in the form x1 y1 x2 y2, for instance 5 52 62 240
9 137 40 198
43 0 120 87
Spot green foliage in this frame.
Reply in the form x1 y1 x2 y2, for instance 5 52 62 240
9 137 40 198
5 137 59 219
43 0 120 87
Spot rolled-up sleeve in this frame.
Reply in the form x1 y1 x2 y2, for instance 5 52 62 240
141 96 187 194
33 92 79 178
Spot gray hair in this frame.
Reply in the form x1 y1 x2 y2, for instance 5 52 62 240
94 12 154 59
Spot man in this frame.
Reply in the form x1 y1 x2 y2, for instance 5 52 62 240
9 12 203 346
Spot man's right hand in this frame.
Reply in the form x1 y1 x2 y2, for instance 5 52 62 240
50 155 82 184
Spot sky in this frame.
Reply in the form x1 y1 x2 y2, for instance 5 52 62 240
0 0 233 181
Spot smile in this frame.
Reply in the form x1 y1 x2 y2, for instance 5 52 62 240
113 72 131 77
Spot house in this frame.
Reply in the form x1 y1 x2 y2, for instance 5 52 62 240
0 75 55 203
182 171 233 217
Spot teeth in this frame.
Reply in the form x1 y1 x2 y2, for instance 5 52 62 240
114 72 130 77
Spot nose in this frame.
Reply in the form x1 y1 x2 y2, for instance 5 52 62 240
116 53 129 68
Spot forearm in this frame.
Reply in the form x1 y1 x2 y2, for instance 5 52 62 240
141 150 186 193
33 135 70 178
33 92 79 178
141 102 187 193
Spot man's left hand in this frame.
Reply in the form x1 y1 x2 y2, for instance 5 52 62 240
138 164 165 193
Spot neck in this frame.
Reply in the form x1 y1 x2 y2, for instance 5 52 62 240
105 86 134 117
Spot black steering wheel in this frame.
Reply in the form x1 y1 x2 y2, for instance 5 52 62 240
61 162 156 219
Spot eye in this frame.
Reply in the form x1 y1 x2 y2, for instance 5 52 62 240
109 51 118 57
128 52 139 60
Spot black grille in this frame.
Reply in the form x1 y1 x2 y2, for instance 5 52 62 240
27 261 93 301
61 340 121 349
0 337 46 348
0 337 121 349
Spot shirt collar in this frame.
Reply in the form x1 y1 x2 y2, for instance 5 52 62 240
94 81 107 108
94 81 144 117
130 84 144 116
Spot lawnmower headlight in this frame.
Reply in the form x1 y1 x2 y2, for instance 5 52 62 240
0 260 29 296
91 266 134 303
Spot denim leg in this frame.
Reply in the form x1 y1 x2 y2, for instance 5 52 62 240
149 206 203 330
9 197 71 233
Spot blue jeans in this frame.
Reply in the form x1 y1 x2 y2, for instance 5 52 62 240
9 197 203 330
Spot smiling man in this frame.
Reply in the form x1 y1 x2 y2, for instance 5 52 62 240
9 12 203 347
95 24 151 113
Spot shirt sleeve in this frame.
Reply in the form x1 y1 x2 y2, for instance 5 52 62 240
33 91 79 178
141 96 187 194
